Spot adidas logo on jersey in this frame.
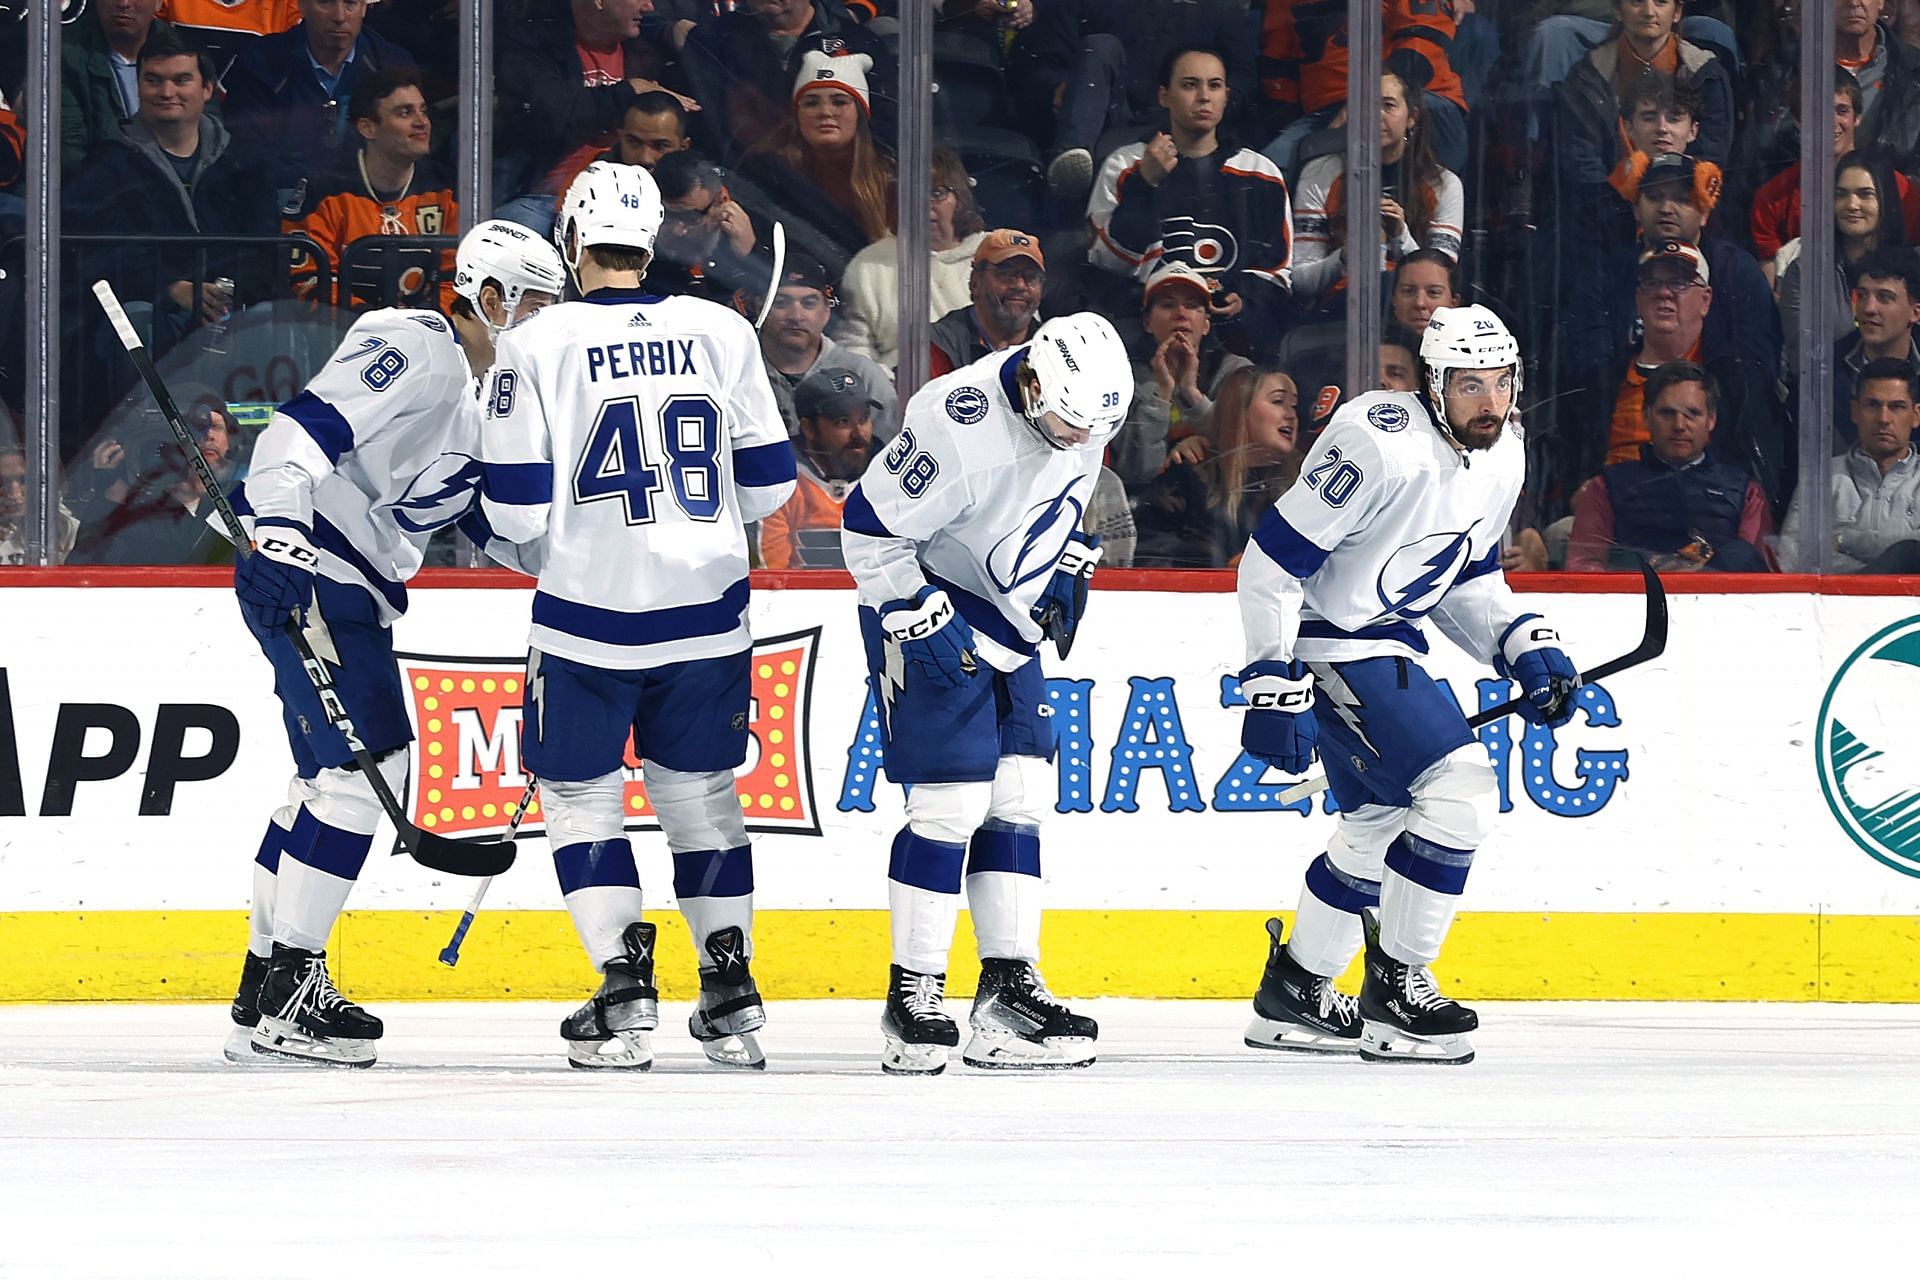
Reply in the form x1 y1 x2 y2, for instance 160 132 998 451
628 312 651 327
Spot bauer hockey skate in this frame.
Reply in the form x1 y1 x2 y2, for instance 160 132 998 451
963 958 1097 1070
563 922 660 1070
1244 917 1361 1054
688 926 767 1070
1357 907 1477 1065
222 950 271 1064
880 964 960 1075
250 945 384 1067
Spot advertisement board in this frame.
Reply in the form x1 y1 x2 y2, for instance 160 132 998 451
4 575 1918 1000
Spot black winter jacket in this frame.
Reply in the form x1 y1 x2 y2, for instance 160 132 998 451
63 116 281 305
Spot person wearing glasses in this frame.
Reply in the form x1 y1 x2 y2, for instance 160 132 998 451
1558 239 1782 508
929 229 1045 379
837 146 988 372
647 149 775 313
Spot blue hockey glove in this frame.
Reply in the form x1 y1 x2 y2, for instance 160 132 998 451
1238 660 1319 774
1031 532 1102 658
1496 613 1581 728
880 586 978 692
235 518 319 640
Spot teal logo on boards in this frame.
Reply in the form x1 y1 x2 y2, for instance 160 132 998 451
1816 616 1920 879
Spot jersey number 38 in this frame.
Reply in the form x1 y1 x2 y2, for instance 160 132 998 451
573 395 725 525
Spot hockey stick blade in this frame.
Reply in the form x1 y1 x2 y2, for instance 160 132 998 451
91 280 514 879
1273 560 1669 806
439 781 538 965
754 221 787 330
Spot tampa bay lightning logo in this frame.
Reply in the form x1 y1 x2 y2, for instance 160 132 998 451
1367 403 1409 432
1376 530 1474 619
389 453 483 533
987 483 1086 594
946 385 990 424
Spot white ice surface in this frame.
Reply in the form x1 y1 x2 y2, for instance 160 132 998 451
2 1001 1916 1276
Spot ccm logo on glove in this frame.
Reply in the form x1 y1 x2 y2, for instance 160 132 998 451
258 533 320 568
881 591 955 641
1245 685 1312 712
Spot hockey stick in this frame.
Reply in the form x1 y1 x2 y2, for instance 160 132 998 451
437 779 539 966
91 280 515 879
753 220 787 330
1273 559 1669 806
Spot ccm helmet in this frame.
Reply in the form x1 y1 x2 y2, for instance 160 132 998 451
1418 304 1521 438
1419 304 1519 387
1020 313 1134 447
453 219 567 335
554 161 664 278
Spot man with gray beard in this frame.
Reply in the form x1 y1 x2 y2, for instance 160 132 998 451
930 230 1045 378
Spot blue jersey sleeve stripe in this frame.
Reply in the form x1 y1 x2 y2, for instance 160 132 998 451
1250 509 1331 578
532 578 750 648
281 391 354 463
841 485 894 539
1456 542 1502 585
482 461 554 506
733 440 797 489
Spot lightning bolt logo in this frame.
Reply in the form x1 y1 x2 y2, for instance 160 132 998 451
528 651 547 743
1308 663 1380 759
881 636 907 709
1378 530 1473 618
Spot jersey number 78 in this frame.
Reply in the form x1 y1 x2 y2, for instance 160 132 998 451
573 395 725 525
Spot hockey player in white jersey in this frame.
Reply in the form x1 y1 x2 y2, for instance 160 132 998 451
840 313 1131 1074
1236 306 1580 1065
477 162 797 1071
226 220 567 1066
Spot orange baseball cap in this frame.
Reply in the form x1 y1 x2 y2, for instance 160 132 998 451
974 228 1046 269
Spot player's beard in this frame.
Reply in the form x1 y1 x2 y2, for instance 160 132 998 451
1453 412 1505 450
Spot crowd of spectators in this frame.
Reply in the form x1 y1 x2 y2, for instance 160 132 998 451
9 0 1920 574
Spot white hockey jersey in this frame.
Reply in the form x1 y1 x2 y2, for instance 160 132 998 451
842 349 1105 672
1238 390 1531 666
477 288 796 670
240 308 485 623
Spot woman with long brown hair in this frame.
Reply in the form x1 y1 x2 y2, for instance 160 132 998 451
1291 69 1462 306
741 50 898 275
837 146 988 370
1134 361 1305 568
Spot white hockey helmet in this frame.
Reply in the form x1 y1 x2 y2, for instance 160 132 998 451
1418 304 1521 436
554 160 664 276
1019 313 1134 448
453 219 567 332
1419 304 1519 381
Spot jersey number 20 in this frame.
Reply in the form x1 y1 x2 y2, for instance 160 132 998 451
573 395 724 525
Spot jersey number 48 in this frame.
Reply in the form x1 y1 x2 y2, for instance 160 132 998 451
573 395 724 525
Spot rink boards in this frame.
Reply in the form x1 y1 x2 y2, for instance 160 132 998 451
3 573 1920 1001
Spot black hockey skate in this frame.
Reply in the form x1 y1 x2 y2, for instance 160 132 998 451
880 964 960 1075
222 950 271 1064
250 945 384 1068
1244 917 1361 1055
688 926 767 1070
963 958 1097 1070
562 922 660 1070
1357 907 1477 1065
